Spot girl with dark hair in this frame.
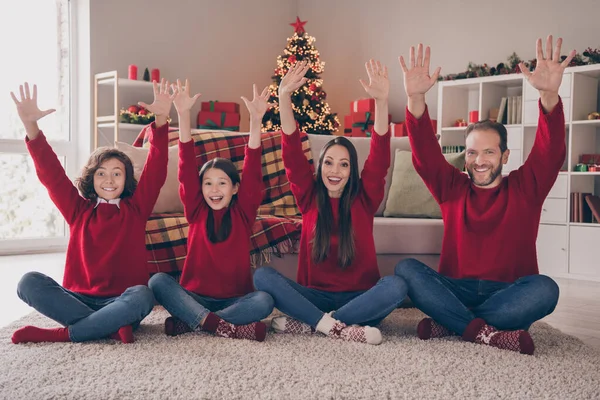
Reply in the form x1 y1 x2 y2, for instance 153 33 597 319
149 81 274 342
11 80 173 344
253 60 407 345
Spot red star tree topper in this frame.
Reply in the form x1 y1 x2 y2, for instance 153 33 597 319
262 18 340 135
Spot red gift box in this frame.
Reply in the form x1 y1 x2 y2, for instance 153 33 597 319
350 98 375 114
390 122 406 137
197 111 240 131
349 127 373 137
201 101 240 114
581 154 600 165
343 115 353 136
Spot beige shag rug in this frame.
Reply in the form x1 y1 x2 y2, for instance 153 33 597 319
0 307 598 400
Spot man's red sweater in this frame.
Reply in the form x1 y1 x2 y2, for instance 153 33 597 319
177 140 263 299
406 99 566 282
26 122 169 296
282 129 391 292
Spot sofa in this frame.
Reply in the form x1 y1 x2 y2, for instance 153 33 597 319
117 127 447 282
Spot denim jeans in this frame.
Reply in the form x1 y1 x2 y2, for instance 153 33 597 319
17 271 155 342
148 273 274 328
253 266 407 328
394 258 560 335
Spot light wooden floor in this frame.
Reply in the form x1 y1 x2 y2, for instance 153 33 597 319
1 252 598 349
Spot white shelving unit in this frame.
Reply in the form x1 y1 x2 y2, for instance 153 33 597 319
94 71 175 149
437 64 600 281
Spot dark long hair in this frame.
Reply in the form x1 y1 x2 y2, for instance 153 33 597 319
75 147 137 200
199 158 240 243
311 137 360 268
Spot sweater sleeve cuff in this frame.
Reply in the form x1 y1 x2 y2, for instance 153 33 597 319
538 96 564 121
281 126 302 147
25 131 47 147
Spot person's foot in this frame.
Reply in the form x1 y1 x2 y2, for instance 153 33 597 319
417 318 457 340
271 316 315 334
164 317 193 337
12 326 70 344
315 313 382 345
463 318 535 355
110 325 135 343
202 313 267 342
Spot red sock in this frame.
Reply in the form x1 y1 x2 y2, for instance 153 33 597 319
202 312 267 342
109 325 134 343
463 318 535 355
417 318 456 340
12 326 71 344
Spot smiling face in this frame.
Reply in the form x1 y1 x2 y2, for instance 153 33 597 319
202 167 239 210
92 158 126 200
320 144 351 198
465 129 509 188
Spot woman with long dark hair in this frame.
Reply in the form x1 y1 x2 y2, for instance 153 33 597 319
254 60 407 345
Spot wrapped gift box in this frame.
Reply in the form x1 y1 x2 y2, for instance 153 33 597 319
197 111 240 131
390 122 406 137
350 98 375 114
200 100 240 114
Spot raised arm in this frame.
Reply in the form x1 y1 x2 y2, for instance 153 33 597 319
236 84 273 222
400 44 466 203
130 79 175 217
12 82 86 224
514 36 574 200
279 61 316 212
172 79 205 222
358 59 391 213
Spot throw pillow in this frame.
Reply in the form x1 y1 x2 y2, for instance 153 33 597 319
383 150 465 218
115 141 183 213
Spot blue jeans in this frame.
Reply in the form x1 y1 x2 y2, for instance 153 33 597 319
394 258 560 335
148 272 274 328
253 266 407 328
17 271 155 342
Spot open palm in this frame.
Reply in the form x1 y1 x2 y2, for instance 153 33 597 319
279 61 309 97
242 84 273 119
399 44 441 97
359 59 389 100
139 78 175 116
10 83 55 123
519 36 575 93
172 79 201 114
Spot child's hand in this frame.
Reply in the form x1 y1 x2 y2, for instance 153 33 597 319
172 79 201 114
138 78 175 117
10 82 56 123
279 61 309 98
241 84 273 121
359 59 390 101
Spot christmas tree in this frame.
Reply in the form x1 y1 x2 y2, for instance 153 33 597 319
262 17 340 135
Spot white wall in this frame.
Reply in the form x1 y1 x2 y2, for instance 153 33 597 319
89 0 599 136
297 0 600 122
90 0 298 132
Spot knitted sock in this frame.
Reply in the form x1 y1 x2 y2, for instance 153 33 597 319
463 318 535 355
114 325 134 344
417 318 457 340
271 316 315 334
164 317 193 337
315 313 382 345
12 326 71 344
202 312 267 342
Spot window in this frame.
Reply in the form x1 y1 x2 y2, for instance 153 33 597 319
0 0 73 253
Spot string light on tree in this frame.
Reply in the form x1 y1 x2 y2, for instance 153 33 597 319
262 17 340 135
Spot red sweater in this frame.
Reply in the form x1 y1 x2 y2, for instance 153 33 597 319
406 99 566 282
282 129 391 292
26 123 169 296
178 140 264 298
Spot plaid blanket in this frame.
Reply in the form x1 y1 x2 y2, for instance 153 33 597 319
135 127 313 276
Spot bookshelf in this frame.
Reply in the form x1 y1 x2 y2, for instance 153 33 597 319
436 64 600 281
93 71 178 149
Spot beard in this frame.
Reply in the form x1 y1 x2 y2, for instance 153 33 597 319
467 162 504 187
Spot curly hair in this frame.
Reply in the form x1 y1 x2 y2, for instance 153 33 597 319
75 147 137 201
